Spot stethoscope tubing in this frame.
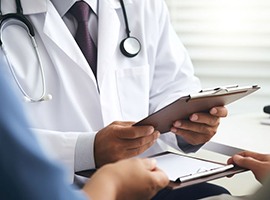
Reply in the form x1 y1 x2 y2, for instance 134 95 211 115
0 0 50 102
0 0 141 102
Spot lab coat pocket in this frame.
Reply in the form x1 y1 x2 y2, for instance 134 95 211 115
116 65 150 121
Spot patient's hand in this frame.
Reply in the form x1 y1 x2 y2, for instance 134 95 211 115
83 158 169 200
228 151 270 183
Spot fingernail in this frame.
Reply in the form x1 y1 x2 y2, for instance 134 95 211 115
210 108 217 115
190 114 198 121
146 127 154 135
174 121 181 127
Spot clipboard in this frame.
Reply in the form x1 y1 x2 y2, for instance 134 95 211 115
134 85 260 133
76 151 247 190
151 151 247 190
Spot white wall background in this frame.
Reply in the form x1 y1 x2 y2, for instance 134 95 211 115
165 0 270 114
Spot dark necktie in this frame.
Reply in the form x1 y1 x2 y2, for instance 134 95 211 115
69 1 97 75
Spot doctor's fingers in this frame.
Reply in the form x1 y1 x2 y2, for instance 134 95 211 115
188 112 221 127
101 138 157 163
121 131 160 150
172 128 214 145
209 106 228 118
124 139 158 158
115 124 156 139
172 119 218 139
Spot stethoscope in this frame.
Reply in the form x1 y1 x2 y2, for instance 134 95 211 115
119 0 141 57
0 0 141 103
0 0 52 102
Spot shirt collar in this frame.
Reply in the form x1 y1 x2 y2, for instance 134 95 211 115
51 0 98 17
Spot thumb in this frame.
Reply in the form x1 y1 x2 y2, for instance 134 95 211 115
233 154 261 171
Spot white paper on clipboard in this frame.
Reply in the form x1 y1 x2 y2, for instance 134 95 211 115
154 153 233 182
134 85 260 133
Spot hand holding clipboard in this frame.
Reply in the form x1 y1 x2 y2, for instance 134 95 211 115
134 85 260 133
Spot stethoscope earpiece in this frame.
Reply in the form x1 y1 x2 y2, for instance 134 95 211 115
120 36 141 58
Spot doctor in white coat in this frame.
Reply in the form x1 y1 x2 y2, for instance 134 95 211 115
0 0 228 197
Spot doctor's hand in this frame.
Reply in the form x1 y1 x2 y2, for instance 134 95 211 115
83 158 168 200
170 106 227 145
94 121 160 168
227 151 270 184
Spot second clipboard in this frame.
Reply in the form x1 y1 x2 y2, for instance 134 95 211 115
133 85 260 133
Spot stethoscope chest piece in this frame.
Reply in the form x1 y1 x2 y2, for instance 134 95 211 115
119 0 141 58
120 36 141 57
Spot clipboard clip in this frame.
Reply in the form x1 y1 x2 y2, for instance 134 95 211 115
189 85 239 99
177 164 234 183
200 85 239 94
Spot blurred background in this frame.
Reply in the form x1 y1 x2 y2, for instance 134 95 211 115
164 0 270 196
165 0 270 114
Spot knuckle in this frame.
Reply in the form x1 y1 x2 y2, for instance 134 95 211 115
209 117 219 126
128 130 137 138
111 121 121 125
215 119 220 126
203 125 216 136
138 138 145 147
203 128 216 141
213 117 220 125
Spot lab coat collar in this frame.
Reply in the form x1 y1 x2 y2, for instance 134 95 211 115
1 0 47 15
51 0 98 17
49 0 133 17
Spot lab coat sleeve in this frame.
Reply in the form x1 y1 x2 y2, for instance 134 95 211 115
75 133 97 172
148 0 202 153
32 128 97 181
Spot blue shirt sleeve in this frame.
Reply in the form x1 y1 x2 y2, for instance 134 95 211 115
0 57 88 200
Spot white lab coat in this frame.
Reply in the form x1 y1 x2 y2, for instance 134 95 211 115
1 0 201 179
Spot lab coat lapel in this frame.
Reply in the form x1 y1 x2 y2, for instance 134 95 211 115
96 0 122 87
7 0 96 81
41 2 96 81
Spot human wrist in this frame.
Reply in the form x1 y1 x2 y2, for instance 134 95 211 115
83 165 119 200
